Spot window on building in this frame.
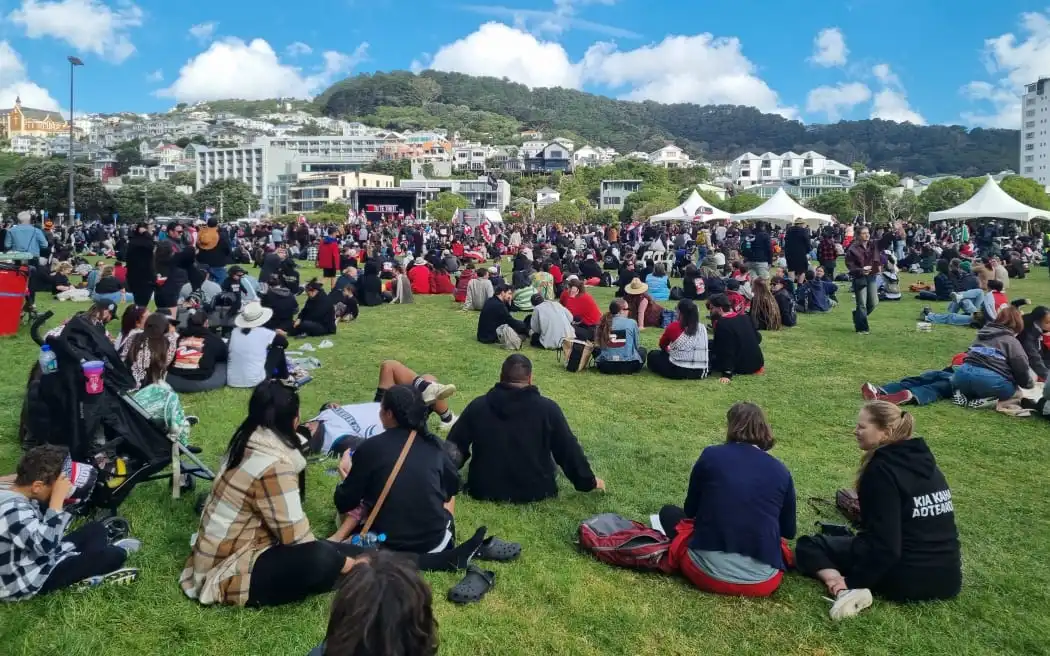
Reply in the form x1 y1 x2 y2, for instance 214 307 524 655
1026 144 1035 151
1027 121 1036 128
1027 132 1035 139
1028 98 1036 106
1025 166 1034 173
603 196 621 206
1026 155 1034 162
1027 110 1036 117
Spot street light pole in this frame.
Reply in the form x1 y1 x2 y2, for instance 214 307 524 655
67 56 84 225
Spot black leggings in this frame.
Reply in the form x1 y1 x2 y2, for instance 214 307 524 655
595 347 647 375
646 350 707 379
39 521 128 594
290 320 333 337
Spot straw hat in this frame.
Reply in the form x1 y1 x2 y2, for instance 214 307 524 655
234 301 274 329
413 257 426 266
624 278 648 295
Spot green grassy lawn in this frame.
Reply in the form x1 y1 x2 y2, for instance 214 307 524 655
2 263 1050 656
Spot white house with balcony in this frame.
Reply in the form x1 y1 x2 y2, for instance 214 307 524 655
624 151 651 162
649 145 691 168
453 144 489 172
730 150 854 187
599 179 643 211
536 187 561 208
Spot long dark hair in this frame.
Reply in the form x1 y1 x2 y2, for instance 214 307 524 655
154 240 174 277
1024 305 1050 332
325 551 438 656
596 298 627 348
126 313 172 385
677 299 700 336
225 381 302 469
380 385 430 434
749 278 782 331
120 305 147 340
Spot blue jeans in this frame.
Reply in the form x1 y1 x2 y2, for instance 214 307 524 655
209 266 228 286
951 363 1016 400
853 276 878 315
92 292 124 305
882 370 953 406
947 288 983 314
926 312 974 326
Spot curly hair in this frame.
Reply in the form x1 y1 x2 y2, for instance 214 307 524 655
749 277 782 331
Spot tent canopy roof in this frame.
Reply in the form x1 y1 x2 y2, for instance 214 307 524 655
649 190 731 222
928 176 1050 223
730 188 835 227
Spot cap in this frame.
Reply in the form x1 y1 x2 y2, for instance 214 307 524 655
91 299 117 315
228 265 247 277
487 266 498 274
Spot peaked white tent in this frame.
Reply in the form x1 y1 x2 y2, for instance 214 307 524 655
649 190 732 223
928 176 1050 223
730 188 835 229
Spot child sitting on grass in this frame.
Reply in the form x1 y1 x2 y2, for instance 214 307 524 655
0 445 141 600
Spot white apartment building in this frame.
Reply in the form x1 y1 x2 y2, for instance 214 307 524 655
520 140 548 159
453 144 489 172
8 135 51 158
195 143 302 199
1021 78 1050 185
649 145 691 168
288 171 395 213
536 187 561 208
599 179 643 211
399 176 511 211
729 151 854 187
262 135 383 169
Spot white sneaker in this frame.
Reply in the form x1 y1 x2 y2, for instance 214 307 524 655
299 343 315 352
318 339 334 349
829 588 873 620
112 538 142 554
421 382 456 405
438 413 458 432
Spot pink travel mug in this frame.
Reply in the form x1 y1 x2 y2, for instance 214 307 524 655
82 361 104 395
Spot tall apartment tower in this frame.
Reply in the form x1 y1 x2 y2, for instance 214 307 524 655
1021 78 1050 186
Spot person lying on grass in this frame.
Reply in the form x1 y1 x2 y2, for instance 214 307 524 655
795 401 961 621
658 402 796 598
0 445 141 601
181 381 485 609
446 354 606 504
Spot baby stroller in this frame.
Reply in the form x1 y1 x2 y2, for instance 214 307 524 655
22 312 214 536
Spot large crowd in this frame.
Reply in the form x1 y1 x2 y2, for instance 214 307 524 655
1 208 1049 655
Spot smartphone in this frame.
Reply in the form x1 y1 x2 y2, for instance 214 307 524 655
61 455 73 480
816 521 853 537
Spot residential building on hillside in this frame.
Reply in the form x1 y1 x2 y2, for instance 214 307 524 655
649 145 691 168
536 187 561 208
0 97 67 138
746 173 854 201
400 176 511 210
599 179 642 211
410 160 453 178
524 142 572 173
624 151 651 162
195 143 302 200
262 135 382 170
730 151 854 187
288 171 395 213
453 144 490 172
7 134 51 158
1021 78 1050 185
520 140 548 159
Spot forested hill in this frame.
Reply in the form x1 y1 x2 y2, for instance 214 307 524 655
314 70 1019 177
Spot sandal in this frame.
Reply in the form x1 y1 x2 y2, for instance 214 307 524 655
447 565 495 604
476 536 521 562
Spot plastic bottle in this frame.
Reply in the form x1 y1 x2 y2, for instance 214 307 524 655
38 345 57 375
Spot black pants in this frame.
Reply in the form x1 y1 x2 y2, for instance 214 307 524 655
574 324 596 341
819 260 836 280
658 505 688 540
647 350 707 379
290 321 333 337
595 347 646 375
794 534 961 602
39 522 128 594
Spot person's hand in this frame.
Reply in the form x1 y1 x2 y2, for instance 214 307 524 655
863 265 872 273
293 320 300 328
718 377 731 384
276 329 287 336
49 475 74 510
594 478 606 492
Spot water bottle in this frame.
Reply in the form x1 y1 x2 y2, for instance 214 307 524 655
38 345 57 375
350 532 387 549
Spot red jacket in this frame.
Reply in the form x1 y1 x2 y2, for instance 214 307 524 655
451 242 465 257
550 264 564 284
408 265 431 294
561 291 602 326
454 269 476 302
317 238 341 270
430 271 455 295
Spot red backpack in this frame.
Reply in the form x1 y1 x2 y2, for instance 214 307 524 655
578 513 673 573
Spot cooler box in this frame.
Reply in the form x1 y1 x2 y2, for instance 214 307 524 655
0 263 29 337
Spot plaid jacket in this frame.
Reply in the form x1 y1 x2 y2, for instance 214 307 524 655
0 491 76 601
180 428 313 606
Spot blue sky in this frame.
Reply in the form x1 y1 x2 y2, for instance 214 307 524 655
0 0 1046 129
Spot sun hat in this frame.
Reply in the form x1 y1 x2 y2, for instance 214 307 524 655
624 278 648 295
488 266 498 274
413 257 426 266
235 301 274 329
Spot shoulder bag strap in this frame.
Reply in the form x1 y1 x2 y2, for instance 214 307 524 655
358 430 416 539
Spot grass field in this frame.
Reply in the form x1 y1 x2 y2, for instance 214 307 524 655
1 262 1049 656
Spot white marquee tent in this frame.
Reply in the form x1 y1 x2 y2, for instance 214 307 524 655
730 188 835 229
928 175 1050 223
649 190 732 223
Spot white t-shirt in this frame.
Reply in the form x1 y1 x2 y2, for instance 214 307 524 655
226 327 276 388
311 403 383 452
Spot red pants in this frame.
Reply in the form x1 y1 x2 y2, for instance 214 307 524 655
666 519 791 598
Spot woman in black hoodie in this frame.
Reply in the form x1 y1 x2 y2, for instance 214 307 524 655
796 401 961 620
290 280 337 337
261 275 299 333
125 223 156 307
167 310 229 393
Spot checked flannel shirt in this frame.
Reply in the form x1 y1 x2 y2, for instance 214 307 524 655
0 491 76 601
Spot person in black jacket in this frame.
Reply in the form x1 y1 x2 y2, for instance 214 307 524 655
1019 306 1050 381
261 276 299 333
745 223 773 279
195 217 232 285
784 221 811 277
771 276 797 327
355 261 388 307
796 401 961 620
447 354 604 503
125 223 155 307
708 293 764 383
290 280 337 337
477 285 528 344
167 310 229 393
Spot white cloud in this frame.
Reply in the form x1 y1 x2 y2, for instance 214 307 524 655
429 22 581 89
145 68 163 82
460 2 639 39
961 10 1050 129
8 0 143 63
806 82 871 121
158 38 368 102
286 41 312 56
0 40 61 110
810 27 848 67
869 63 925 124
188 21 217 44
428 23 796 118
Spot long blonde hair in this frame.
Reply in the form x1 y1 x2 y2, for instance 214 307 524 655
856 400 915 488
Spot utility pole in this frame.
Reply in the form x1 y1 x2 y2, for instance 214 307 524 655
67 56 84 225
143 185 149 220
219 190 224 221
